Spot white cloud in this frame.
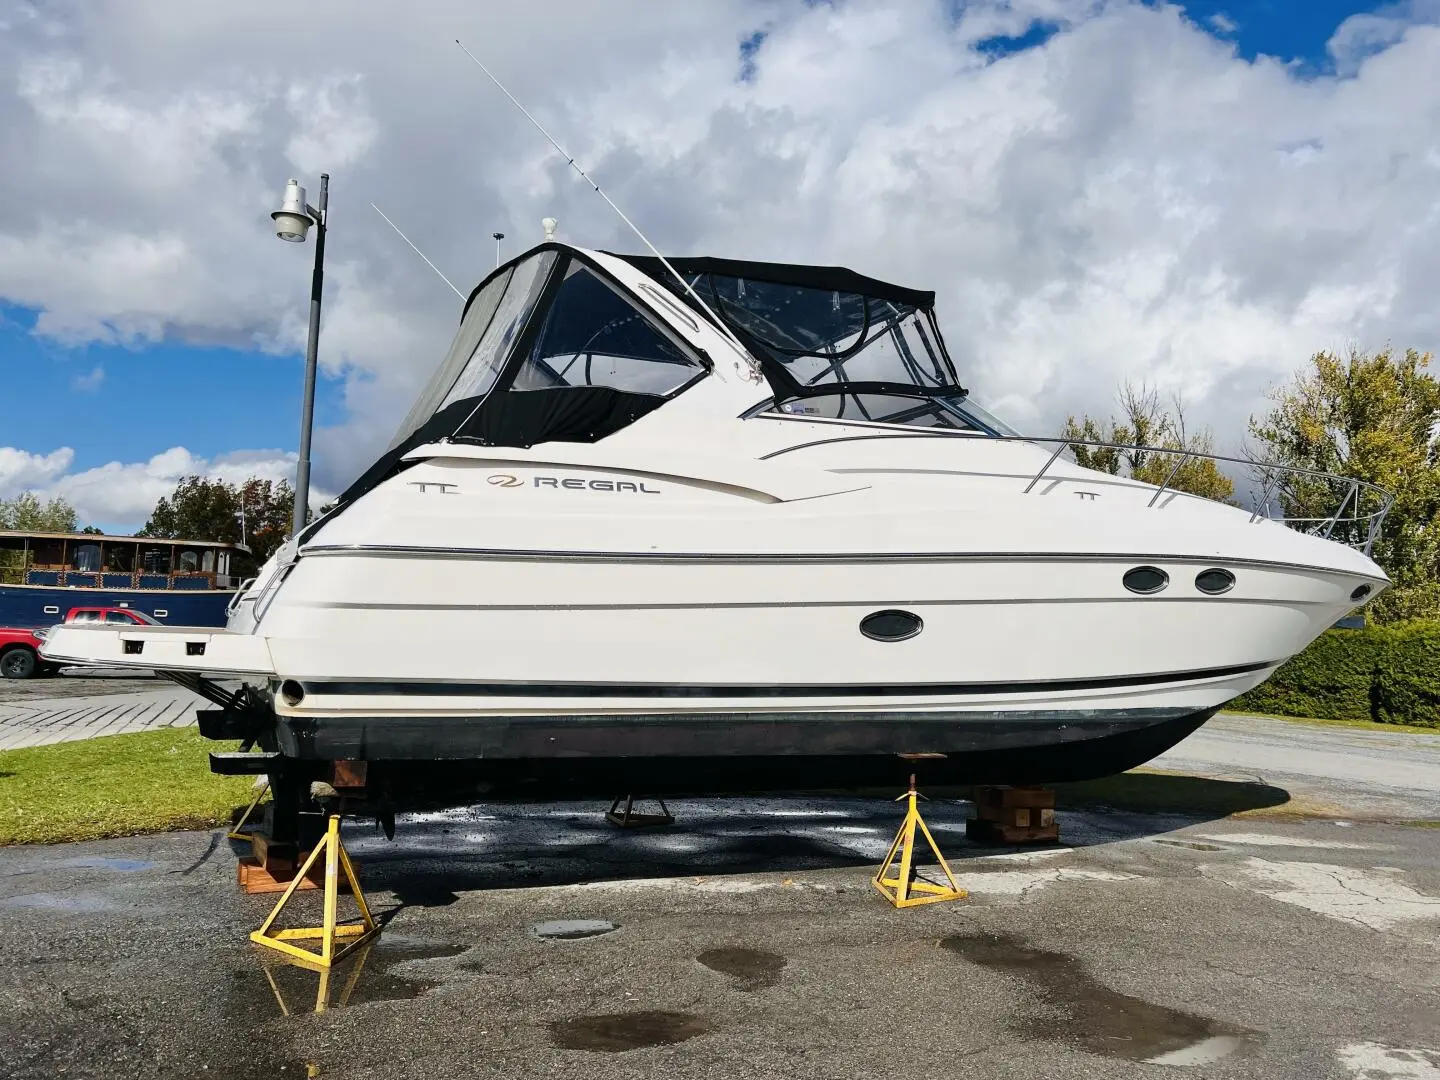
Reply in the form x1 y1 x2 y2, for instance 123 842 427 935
1207 12 1238 36
0 448 76 493
0 444 318 531
0 0 1438 496
70 365 104 391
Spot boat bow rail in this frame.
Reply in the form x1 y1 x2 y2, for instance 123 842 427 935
762 431 1394 557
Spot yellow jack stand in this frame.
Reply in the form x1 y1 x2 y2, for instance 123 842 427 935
227 781 270 842
873 774 968 909
606 794 674 828
250 814 379 968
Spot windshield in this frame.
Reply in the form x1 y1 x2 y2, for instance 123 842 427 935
686 274 960 393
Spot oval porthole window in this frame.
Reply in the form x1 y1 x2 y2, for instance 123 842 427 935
1195 568 1235 595
1351 584 1372 602
1123 566 1169 595
860 609 924 642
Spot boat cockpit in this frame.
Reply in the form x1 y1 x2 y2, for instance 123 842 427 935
337 244 1016 507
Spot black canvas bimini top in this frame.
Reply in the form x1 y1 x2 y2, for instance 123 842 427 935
603 252 935 310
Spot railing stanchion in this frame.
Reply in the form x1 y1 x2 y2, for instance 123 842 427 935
1147 451 1191 508
1321 481 1354 540
1023 442 1071 495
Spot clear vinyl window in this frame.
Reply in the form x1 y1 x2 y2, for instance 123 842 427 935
441 251 557 406
509 263 703 397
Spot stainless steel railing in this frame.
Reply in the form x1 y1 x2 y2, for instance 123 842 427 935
761 424 1394 556
1009 435 1393 556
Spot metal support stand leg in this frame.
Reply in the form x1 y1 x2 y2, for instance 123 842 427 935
228 781 270 842
606 794 674 828
873 774 968 909
250 814 379 969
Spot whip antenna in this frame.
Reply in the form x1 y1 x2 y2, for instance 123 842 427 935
453 38 760 382
370 203 465 299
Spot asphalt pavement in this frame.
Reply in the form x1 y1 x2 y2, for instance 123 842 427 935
1 691 1437 1079
1154 712 1440 819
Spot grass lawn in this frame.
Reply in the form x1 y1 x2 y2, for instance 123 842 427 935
0 728 254 846
1220 709 1438 736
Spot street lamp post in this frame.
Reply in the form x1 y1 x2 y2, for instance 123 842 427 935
491 231 504 268
271 174 329 536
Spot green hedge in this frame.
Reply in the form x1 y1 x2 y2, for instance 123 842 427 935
1232 620 1440 728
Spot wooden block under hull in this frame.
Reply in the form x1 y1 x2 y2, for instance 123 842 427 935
965 817 1060 846
975 804 1056 828
236 855 357 895
974 785 1056 809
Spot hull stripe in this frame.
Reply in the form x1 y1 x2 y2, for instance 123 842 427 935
301 659 1276 699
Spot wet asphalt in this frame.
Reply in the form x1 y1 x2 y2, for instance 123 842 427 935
1 795 1437 1079
0 669 159 703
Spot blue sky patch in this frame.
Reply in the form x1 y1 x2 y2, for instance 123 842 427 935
739 29 768 82
0 302 343 473
974 19 1061 58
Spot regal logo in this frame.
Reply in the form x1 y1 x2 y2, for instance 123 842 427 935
486 472 660 494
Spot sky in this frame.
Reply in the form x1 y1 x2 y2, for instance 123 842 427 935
1 0 1438 530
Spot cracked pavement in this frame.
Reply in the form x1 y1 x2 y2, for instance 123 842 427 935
0 799 1436 1079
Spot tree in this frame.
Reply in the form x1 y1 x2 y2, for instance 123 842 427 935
0 492 78 532
1062 384 1235 502
138 476 240 546
1249 347 1440 621
138 474 297 564
237 478 297 563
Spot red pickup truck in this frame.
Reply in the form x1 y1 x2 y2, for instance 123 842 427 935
0 607 159 680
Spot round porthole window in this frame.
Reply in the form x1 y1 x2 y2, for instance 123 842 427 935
1123 566 1169 595
1195 568 1235 595
860 610 924 642
1350 584 1372 602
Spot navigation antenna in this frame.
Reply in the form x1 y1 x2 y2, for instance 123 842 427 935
370 203 465 299
454 38 762 385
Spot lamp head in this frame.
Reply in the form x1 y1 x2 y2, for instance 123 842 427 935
272 179 312 242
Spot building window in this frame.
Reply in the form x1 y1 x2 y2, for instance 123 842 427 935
70 543 102 572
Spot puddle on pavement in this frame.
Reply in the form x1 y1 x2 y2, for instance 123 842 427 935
549 1011 714 1052
697 947 786 990
231 941 466 1017
941 933 1260 1066
62 856 158 872
532 919 617 940
1152 839 1225 852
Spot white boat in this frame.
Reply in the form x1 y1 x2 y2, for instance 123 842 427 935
42 243 1390 838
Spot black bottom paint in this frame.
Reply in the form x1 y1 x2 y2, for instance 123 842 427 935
941 933 1260 1065
548 1011 714 1052
262 709 1217 813
697 947 786 990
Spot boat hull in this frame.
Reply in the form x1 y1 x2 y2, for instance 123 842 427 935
267 706 1217 801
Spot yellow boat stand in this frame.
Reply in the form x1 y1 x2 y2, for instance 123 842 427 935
251 814 380 968
873 774 968 909
227 780 270 842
